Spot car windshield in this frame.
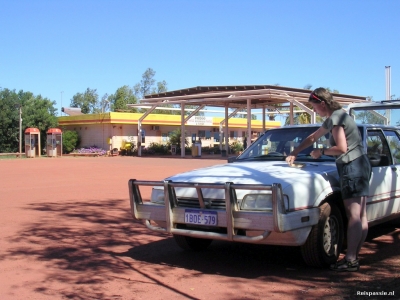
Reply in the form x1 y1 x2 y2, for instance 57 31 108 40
237 126 335 162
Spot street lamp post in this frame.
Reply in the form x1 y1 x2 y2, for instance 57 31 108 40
385 66 391 100
16 105 22 156
19 106 22 155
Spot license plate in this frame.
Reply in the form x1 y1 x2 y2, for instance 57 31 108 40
184 209 218 226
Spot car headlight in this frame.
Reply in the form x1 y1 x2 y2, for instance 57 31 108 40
240 193 272 211
150 188 165 204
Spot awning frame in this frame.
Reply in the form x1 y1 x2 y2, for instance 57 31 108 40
127 85 369 157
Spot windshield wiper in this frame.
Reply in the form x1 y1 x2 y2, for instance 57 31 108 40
296 154 312 158
295 153 335 162
249 153 286 159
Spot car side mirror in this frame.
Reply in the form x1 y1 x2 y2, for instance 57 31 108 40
227 156 237 163
368 154 390 167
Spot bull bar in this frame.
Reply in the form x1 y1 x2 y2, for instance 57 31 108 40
128 179 319 243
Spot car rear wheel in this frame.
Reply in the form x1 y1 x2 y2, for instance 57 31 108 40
173 234 213 251
301 202 344 267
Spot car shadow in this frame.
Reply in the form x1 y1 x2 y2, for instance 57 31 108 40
2 198 399 299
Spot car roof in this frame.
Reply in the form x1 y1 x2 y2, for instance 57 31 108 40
271 123 399 131
347 100 400 113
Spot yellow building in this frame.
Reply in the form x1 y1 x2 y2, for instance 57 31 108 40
58 112 280 152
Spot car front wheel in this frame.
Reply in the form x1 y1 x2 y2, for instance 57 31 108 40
301 202 344 267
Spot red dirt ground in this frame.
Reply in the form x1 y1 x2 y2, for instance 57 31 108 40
0 155 399 300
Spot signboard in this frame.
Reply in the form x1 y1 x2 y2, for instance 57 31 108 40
186 116 213 126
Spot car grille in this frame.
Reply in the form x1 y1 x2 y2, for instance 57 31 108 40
176 197 226 209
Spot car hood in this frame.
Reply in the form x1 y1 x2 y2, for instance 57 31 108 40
167 160 338 188
164 160 339 207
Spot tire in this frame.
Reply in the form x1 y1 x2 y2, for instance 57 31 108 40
173 234 213 251
301 202 344 267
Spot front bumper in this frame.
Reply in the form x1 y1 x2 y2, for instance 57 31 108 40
128 179 320 245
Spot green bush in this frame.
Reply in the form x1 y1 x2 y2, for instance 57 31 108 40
229 141 243 154
62 130 80 154
147 142 169 154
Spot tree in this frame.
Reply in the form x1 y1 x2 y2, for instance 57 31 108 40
354 111 385 125
284 112 324 125
133 67 182 115
134 68 156 98
21 93 58 151
325 87 340 93
133 68 204 116
70 88 98 114
156 80 168 94
0 88 20 152
134 68 169 99
93 93 110 113
168 128 188 148
108 86 138 112
62 130 80 153
0 88 58 153
267 104 283 121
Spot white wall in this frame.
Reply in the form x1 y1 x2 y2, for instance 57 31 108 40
62 124 259 151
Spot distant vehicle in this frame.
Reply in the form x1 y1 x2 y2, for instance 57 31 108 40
128 102 400 267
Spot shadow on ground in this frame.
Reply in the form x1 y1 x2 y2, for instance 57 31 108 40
2 199 400 299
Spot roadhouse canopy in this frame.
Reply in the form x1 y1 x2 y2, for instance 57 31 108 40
137 85 368 108
128 85 369 157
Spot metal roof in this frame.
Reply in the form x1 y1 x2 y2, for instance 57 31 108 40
128 85 370 157
134 85 368 109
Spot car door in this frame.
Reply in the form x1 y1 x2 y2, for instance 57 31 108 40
366 129 400 222
382 129 400 213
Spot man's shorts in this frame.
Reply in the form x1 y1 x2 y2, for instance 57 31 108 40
336 154 372 199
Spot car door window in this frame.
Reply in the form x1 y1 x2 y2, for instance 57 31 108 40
383 130 400 164
366 130 392 166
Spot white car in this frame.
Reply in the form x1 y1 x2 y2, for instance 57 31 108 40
128 102 400 267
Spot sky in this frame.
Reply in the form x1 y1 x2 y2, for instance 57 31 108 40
1 0 399 118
